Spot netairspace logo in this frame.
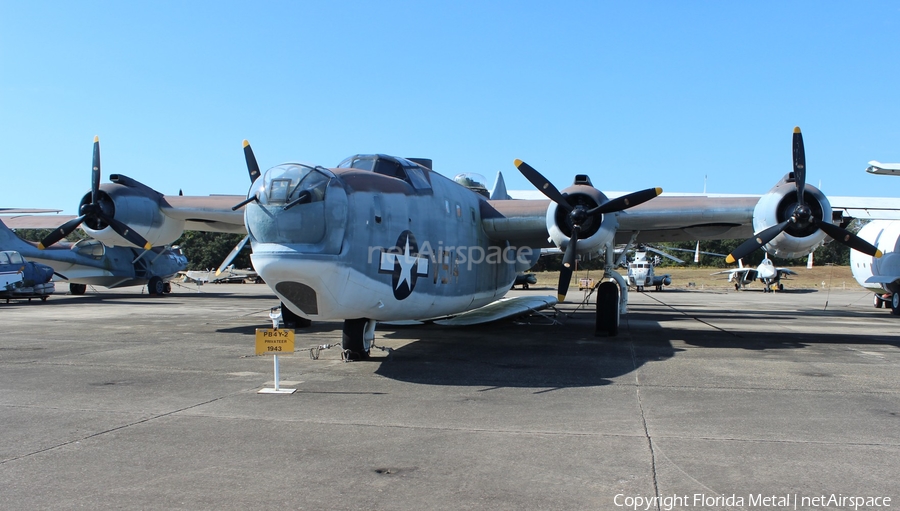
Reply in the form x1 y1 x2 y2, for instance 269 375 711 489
614 493 892 511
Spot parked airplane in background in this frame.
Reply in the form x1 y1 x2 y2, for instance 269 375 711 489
866 161 900 176
713 256 797 292
0 219 187 295
626 246 676 292
6 129 892 357
0 249 55 302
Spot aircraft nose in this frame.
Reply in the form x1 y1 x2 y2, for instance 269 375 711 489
244 163 340 246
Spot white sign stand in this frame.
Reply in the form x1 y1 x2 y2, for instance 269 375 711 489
258 308 296 395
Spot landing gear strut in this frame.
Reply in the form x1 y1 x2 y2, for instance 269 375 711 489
280 302 311 328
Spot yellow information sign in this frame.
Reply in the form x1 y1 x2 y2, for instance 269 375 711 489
255 328 295 355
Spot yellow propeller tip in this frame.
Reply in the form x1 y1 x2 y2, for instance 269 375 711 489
793 126 801 134
93 135 99 142
557 294 566 302
725 255 736 264
242 139 250 147
655 187 663 195
144 242 153 250
37 243 45 250
513 159 523 167
875 249 884 258
215 270 222 276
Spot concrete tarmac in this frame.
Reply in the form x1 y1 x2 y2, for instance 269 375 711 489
0 283 898 510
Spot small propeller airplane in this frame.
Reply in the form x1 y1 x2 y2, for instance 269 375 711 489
4 128 893 357
0 218 187 295
713 256 797 292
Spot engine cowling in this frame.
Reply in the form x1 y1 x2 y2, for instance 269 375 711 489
546 184 617 258
751 173 832 259
80 178 185 247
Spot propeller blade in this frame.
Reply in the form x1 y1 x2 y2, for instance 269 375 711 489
814 220 882 258
588 187 662 215
99 213 152 250
243 140 261 183
557 227 581 300
216 235 250 276
513 159 571 211
92 136 101 204
38 215 86 249
725 220 790 264
792 127 806 206
557 261 574 302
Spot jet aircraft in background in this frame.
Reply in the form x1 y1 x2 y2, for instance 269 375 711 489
6 129 894 358
713 257 797 292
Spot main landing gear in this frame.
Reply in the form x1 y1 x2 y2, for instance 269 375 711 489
892 293 900 316
595 281 619 337
342 318 375 360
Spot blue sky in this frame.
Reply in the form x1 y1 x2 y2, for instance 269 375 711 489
3 1 900 214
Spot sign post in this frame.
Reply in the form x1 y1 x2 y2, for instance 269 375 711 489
256 308 296 395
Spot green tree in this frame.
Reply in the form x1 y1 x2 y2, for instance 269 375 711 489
174 231 252 271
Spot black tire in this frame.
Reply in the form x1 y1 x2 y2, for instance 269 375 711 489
874 294 884 309
148 276 165 296
163 282 172 294
280 302 312 328
69 283 87 295
595 282 619 337
778 284 784 291
342 318 371 359
891 293 900 316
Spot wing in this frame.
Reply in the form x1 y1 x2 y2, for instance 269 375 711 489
777 268 798 276
830 196 900 221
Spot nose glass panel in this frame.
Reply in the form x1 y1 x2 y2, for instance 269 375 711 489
245 164 331 244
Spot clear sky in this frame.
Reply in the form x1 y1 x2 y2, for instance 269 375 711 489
3 1 900 214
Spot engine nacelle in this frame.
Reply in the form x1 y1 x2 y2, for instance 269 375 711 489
546 182 618 258
80 176 186 247
751 173 832 260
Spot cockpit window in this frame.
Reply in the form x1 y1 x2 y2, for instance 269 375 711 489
337 154 432 191
0 252 11 265
7 252 24 264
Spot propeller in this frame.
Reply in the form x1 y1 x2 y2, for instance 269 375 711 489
513 159 662 300
220 139 263 274
39 137 152 251
232 139 262 211
725 127 882 264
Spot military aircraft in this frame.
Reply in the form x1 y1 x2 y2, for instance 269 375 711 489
851 220 900 313
0 218 187 295
625 246 677 292
713 256 797 292
866 161 900 176
0 249 55 302
8 129 892 358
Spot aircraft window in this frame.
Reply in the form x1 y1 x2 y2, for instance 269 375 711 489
0 252 11 264
7 252 24 264
269 179 292 203
292 170 329 202
338 155 432 191
406 167 431 190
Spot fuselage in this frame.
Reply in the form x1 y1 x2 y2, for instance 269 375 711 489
247 155 529 321
851 220 900 293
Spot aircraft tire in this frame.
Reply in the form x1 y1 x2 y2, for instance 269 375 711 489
778 284 784 291
280 302 312 328
69 283 87 295
891 294 900 316
148 277 165 296
342 318 371 359
874 294 884 309
595 282 619 337
163 282 172 294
